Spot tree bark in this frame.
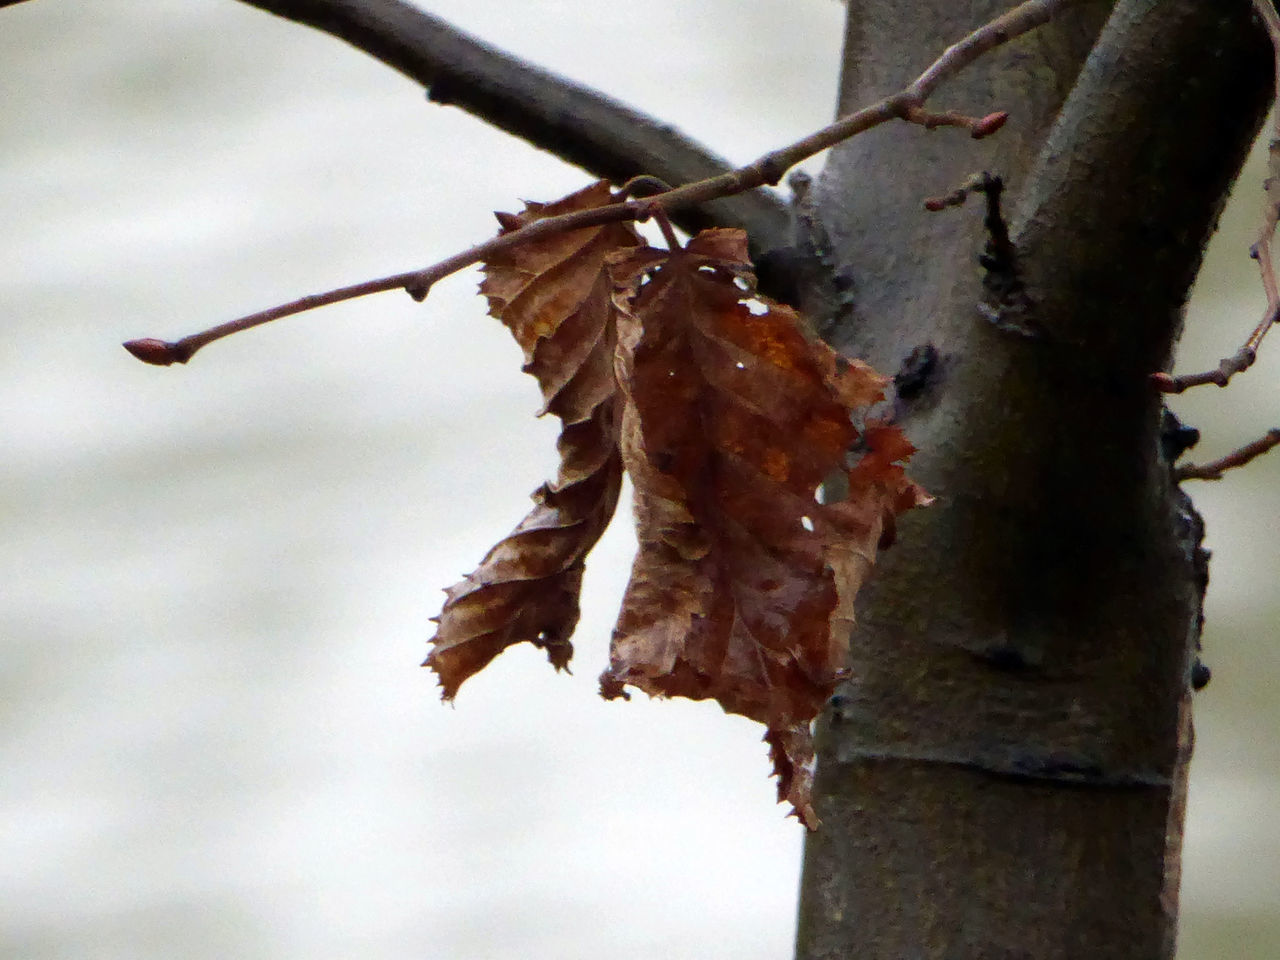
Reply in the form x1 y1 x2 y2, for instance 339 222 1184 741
794 1 1270 958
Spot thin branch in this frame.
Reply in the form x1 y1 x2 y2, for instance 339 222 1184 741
125 203 645 365
911 0 1065 101
1154 0 1280 393
1149 345 1259 393
904 107 1009 138
127 0 1079 366
234 0 789 259
923 170 1003 212
1175 428 1280 480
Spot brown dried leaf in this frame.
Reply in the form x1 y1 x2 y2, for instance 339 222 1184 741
424 182 640 698
599 228 929 826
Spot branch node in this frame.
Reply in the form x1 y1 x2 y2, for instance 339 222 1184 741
757 156 787 186
1154 344 1258 393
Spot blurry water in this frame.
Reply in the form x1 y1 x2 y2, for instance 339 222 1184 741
1 3 1275 958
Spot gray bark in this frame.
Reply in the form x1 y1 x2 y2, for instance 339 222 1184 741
795 1 1270 958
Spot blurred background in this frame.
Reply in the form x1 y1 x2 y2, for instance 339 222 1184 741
1 2 1275 957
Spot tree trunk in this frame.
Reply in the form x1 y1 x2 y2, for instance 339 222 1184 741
794 2 1270 958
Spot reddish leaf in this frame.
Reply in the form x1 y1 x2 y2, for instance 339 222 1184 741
422 187 927 826
424 182 640 697
598 228 929 826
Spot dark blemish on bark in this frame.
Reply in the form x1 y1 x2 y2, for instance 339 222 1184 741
971 172 1043 339
827 691 852 723
971 643 1035 673
894 343 939 400
1191 658 1212 691
1159 407 1201 463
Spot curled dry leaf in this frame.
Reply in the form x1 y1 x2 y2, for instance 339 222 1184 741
422 181 927 827
598 229 929 827
424 181 640 697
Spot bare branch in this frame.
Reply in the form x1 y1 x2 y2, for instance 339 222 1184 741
1175 428 1280 481
909 0 1072 98
124 203 643 365
128 0 1077 365
234 0 789 258
1149 345 1258 393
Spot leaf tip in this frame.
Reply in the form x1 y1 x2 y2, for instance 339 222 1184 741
765 726 820 829
422 649 463 701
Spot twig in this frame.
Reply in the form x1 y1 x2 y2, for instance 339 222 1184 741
904 106 1009 138
126 0 1079 366
235 0 790 259
1154 0 1280 393
125 203 650 365
924 172 1017 279
923 171 1001 212
1175 428 1280 480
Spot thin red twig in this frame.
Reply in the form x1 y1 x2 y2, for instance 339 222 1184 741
124 0 1076 366
1175 428 1280 480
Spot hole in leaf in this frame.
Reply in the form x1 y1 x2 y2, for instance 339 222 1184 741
800 515 815 532
745 298 769 316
